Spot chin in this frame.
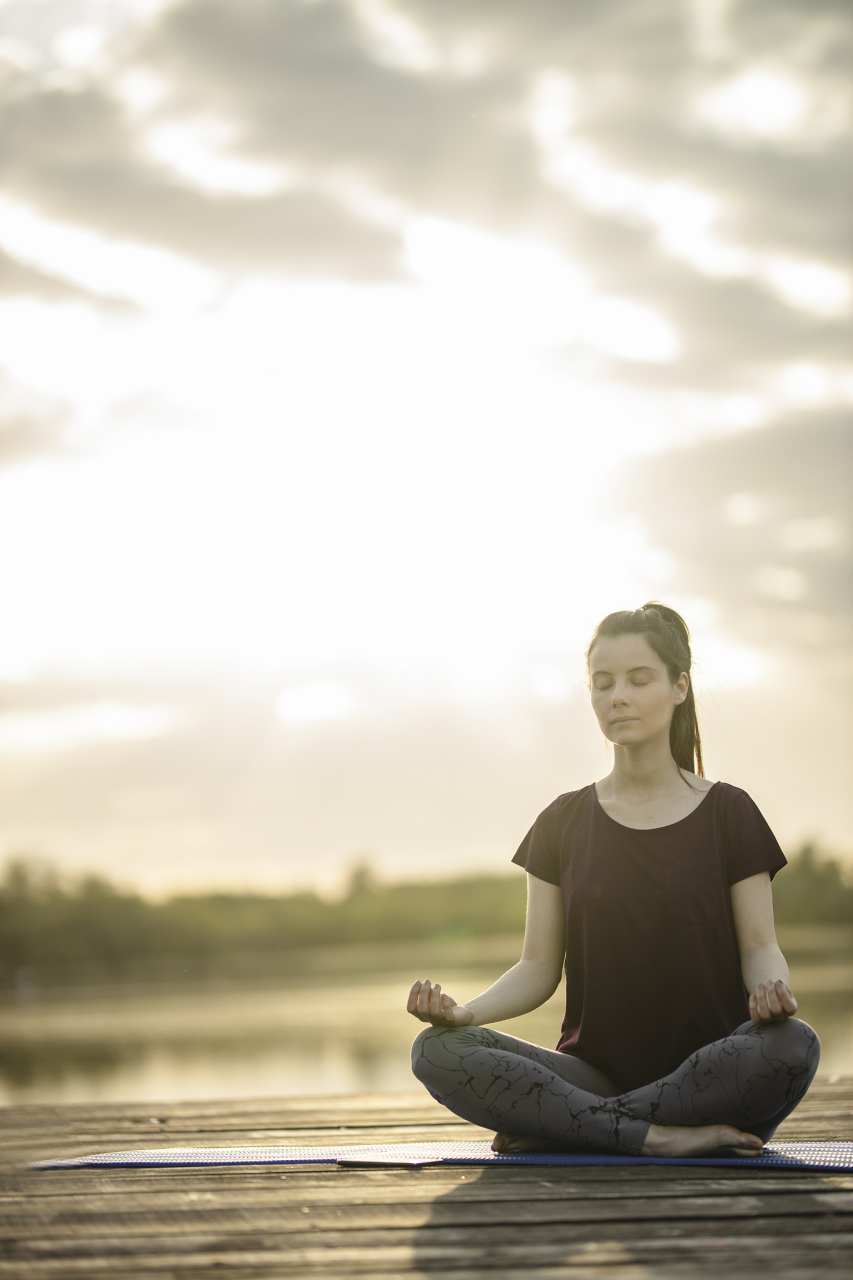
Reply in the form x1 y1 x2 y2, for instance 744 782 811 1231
609 727 648 745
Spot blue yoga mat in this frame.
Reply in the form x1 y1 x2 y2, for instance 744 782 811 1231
32 1139 853 1171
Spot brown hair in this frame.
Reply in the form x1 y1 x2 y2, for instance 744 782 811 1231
586 601 704 777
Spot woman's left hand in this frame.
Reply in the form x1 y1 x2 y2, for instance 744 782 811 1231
749 979 798 1025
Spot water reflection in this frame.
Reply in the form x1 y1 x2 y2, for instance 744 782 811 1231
1 954 851 1105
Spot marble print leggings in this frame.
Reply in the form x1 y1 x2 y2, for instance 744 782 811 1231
411 1019 820 1155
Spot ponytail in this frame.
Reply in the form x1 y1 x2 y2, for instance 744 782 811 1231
586 601 704 777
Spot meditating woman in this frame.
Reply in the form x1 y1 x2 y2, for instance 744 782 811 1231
408 603 819 1158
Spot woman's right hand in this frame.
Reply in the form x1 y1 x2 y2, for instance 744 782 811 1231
407 979 475 1027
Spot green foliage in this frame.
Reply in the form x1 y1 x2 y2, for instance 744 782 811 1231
771 845 853 925
0 857 527 986
1 845 849 987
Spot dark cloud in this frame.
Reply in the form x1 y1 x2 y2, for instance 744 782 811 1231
602 410 853 644
133 0 850 378
139 0 540 225
0 77 404 278
0 0 848 382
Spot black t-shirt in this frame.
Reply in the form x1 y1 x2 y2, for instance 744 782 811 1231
511 781 787 1093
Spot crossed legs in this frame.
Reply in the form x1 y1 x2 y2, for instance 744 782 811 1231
411 1019 820 1156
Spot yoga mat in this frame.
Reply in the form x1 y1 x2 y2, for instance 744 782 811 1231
33 1140 853 1171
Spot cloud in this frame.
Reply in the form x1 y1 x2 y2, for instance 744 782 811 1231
130 0 851 379
137 0 541 225
0 74 404 279
602 408 852 645
0 243 139 312
0 2 847 442
0 371 72 468
1 2 848 303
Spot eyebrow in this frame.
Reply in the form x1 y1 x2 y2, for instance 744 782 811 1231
591 665 658 678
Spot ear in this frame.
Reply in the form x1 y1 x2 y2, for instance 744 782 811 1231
674 672 689 704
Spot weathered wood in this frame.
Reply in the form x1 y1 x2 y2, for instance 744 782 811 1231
5 1225 853 1273
2 1079 853 1277
7 1171 853 1214
3 1188 853 1241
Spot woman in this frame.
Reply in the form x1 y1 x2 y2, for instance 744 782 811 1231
408 603 819 1158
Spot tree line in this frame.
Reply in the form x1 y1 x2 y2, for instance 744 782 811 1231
1 846 850 988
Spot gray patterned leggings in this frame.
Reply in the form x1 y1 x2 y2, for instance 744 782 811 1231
412 1019 820 1155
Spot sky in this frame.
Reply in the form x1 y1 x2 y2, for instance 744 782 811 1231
0 0 850 895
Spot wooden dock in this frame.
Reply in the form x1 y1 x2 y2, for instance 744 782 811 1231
2 1079 853 1278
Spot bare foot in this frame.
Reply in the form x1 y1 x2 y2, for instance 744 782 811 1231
491 1132 573 1155
641 1123 763 1158
492 1123 763 1159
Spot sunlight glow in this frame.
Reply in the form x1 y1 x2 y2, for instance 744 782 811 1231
724 493 763 526
692 636 769 691
771 363 841 406
696 70 810 139
276 683 355 725
584 297 679 363
755 565 807 603
763 257 851 317
146 120 289 196
406 218 588 348
779 518 840 554
0 702 183 752
53 25 108 69
528 662 573 704
115 68 170 116
350 0 438 73
406 218 678 361
0 0 849 893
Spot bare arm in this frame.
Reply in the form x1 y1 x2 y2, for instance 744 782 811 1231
408 873 565 1027
730 871 797 1024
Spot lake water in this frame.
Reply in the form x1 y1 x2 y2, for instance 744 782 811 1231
3 940 852 1105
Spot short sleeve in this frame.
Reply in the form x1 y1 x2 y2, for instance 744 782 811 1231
723 787 787 886
511 799 563 886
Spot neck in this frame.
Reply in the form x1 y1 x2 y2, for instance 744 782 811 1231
607 737 685 795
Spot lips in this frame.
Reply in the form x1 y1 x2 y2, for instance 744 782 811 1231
611 717 638 725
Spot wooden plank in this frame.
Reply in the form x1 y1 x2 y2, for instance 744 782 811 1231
4 1225 853 1275
7 1211 853 1254
7 1171 853 1214
2 1239 853 1280
2 1188 853 1241
4 1259 852 1280
0 1091 446 1129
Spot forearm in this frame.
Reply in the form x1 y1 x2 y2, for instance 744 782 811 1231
462 959 562 1026
741 943 791 995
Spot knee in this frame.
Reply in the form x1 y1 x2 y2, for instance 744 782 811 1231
766 1017 821 1081
790 1018 821 1078
411 1024 484 1086
411 1025 439 1080
411 1025 452 1085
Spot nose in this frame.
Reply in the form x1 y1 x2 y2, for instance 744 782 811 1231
611 684 629 706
